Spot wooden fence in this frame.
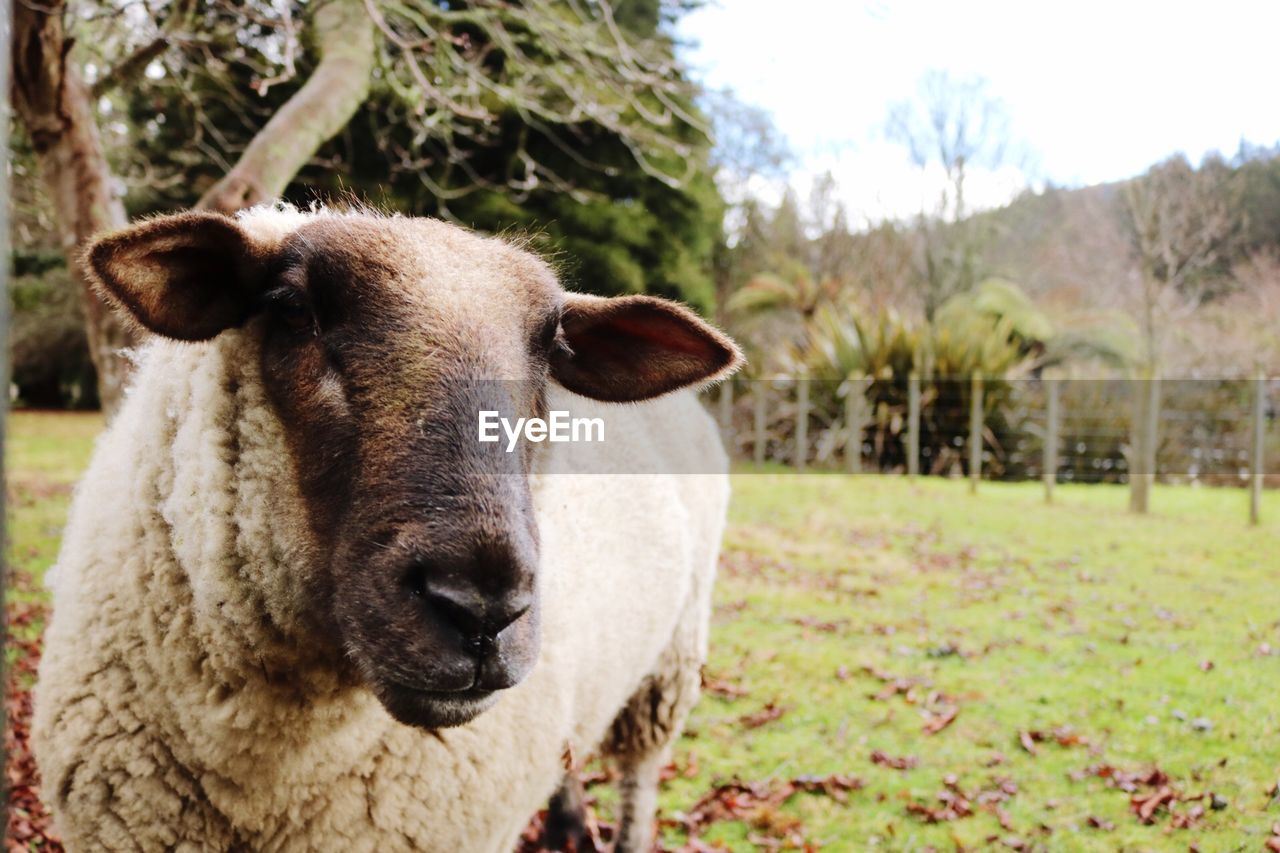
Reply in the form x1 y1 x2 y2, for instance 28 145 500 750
712 375 1276 524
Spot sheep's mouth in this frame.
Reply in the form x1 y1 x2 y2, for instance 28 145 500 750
375 680 500 729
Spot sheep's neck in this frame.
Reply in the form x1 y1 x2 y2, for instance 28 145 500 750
109 331 397 802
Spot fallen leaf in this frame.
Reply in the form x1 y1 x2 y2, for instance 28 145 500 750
923 706 959 735
5 591 63 851
790 773 864 804
906 785 973 823
739 702 787 730
1169 803 1205 830
701 670 749 700
676 773 862 842
870 750 918 771
1131 786 1177 824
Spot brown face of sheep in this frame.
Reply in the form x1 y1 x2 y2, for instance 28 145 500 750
85 210 742 729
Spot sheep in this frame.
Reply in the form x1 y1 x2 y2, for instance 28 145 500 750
33 203 742 852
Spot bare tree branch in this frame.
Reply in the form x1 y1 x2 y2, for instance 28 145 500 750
89 0 198 97
196 0 377 213
91 35 167 97
1122 155 1240 371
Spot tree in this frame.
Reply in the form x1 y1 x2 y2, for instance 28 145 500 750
886 70 1014 319
807 171 858 285
701 88 792 222
12 2 139 413
716 170 924 374
1122 154 1241 368
1120 153 1241 512
700 89 792 335
122 0 722 310
11 0 712 415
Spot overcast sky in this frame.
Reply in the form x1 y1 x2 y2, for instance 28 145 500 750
677 0 1280 220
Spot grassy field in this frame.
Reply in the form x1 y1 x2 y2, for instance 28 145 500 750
7 411 102 593
6 411 1280 851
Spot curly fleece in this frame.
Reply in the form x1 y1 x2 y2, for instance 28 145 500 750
33 207 729 851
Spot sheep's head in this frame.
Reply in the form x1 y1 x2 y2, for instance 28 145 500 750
85 208 741 729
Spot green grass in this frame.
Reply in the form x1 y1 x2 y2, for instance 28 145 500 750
7 411 102 598
6 412 103 672
6 413 1279 850
660 470 1280 850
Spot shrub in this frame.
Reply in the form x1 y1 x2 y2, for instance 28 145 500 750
10 256 97 409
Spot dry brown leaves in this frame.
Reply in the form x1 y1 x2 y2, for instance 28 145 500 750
700 669 749 700
673 773 863 848
922 705 960 735
786 616 847 634
1017 726 1089 756
738 702 787 730
1068 764 1217 832
905 774 1019 826
858 666 961 736
659 753 700 784
5 590 63 852
869 750 918 771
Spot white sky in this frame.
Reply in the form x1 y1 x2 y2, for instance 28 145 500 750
677 0 1280 221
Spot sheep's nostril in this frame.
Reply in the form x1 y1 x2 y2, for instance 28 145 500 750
487 603 530 636
425 590 486 639
395 538 537 656
423 585 531 654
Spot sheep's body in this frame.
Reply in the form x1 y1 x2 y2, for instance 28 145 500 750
34 248 728 849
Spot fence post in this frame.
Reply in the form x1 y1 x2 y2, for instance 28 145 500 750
844 374 865 474
969 371 984 493
907 372 921 478
795 376 809 471
1129 376 1147 512
717 379 733 433
1252 371 1266 526
1145 376 1161 503
1044 378 1060 504
1130 372 1161 514
753 381 767 466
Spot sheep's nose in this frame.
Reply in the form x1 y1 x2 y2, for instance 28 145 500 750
403 532 537 652
421 581 532 654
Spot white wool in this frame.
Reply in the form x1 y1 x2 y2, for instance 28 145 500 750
33 208 730 850
235 200 339 242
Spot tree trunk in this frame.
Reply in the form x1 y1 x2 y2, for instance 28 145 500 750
12 1 136 417
13 0 376 415
196 0 376 213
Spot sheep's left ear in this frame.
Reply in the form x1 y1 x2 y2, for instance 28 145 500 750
550 294 743 402
84 212 269 341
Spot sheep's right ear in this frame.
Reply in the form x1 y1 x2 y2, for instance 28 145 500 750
85 212 268 341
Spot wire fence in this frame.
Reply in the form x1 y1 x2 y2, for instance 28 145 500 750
710 377 1278 523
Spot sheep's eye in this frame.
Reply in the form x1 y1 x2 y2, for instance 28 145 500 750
265 287 314 333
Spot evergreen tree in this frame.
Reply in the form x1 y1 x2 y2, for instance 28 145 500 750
124 0 722 311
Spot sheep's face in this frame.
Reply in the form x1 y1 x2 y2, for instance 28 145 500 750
86 208 741 729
